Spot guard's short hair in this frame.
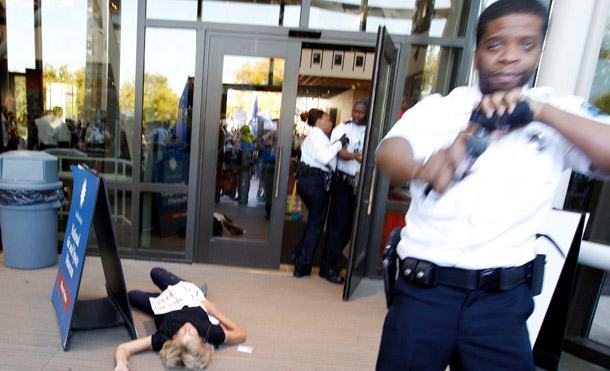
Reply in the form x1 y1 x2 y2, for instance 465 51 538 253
354 98 370 111
476 0 549 47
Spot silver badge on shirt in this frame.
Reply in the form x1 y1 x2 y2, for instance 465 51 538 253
526 129 547 153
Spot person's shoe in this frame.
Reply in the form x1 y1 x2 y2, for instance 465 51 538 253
319 269 344 284
293 267 311 278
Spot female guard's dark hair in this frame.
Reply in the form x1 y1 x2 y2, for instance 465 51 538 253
476 0 549 47
300 109 326 127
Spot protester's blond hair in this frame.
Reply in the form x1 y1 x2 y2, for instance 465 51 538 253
160 335 213 370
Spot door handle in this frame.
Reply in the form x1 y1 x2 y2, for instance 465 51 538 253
367 165 377 216
274 146 283 199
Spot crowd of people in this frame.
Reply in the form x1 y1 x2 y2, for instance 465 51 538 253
0 106 118 155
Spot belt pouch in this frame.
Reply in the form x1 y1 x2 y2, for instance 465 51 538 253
529 254 546 296
414 260 439 287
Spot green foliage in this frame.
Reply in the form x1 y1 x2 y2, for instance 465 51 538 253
593 93 610 115
120 72 180 125
42 63 85 119
234 59 284 86
43 64 179 126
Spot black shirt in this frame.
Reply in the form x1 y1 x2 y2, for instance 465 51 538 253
151 306 226 351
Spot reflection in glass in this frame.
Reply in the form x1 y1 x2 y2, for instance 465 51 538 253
6 0 36 73
141 28 196 185
589 273 610 346
310 0 469 36
309 0 362 32
146 0 198 21
8 0 137 182
584 11 610 348
202 0 301 27
58 185 132 249
89 189 133 249
213 55 284 241
402 45 461 111
140 191 187 252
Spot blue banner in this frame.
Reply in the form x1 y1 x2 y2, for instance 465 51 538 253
174 80 190 144
51 165 99 349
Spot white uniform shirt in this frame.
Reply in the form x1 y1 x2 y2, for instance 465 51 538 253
382 85 610 270
300 126 342 172
330 120 366 176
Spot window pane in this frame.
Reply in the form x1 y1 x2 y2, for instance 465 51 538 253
88 189 133 249
365 0 470 37
202 0 301 27
146 0 198 21
214 55 285 241
140 191 187 252
309 0 362 32
402 45 461 111
6 0 36 73
589 273 610 347
142 28 196 185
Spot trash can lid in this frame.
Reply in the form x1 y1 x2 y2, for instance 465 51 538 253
0 150 63 191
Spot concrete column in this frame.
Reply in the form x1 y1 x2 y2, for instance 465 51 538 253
536 0 607 96
537 0 610 209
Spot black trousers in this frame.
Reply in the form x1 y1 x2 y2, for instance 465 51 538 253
322 176 356 273
128 267 185 316
292 174 330 274
376 277 535 370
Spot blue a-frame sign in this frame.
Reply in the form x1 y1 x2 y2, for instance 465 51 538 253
51 164 137 350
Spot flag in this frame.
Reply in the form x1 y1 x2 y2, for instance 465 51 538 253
250 97 258 136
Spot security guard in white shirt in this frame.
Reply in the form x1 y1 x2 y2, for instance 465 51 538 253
321 98 370 284
292 109 349 280
374 1 610 370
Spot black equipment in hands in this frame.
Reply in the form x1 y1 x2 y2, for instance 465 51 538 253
424 101 534 196
339 134 349 147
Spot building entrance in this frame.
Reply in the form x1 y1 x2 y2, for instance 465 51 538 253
196 34 300 268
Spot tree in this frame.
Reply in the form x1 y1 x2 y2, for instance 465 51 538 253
42 63 85 119
234 59 284 86
120 72 180 126
593 93 610 114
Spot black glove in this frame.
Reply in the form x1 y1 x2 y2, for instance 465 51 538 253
470 101 534 131
339 134 349 147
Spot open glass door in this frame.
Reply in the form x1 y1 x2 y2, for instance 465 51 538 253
197 35 299 268
343 27 397 300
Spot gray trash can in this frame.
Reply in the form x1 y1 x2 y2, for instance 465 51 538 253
0 151 65 269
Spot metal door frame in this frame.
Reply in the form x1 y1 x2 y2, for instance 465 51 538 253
194 32 300 268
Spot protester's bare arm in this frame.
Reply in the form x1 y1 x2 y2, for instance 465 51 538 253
479 87 610 173
114 336 153 371
202 299 246 345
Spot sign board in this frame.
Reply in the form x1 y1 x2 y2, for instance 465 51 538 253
51 164 137 350
528 209 587 369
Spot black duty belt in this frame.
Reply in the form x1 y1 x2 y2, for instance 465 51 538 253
335 170 355 182
298 163 330 177
399 257 537 292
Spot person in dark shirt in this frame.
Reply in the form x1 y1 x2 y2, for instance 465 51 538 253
114 267 246 370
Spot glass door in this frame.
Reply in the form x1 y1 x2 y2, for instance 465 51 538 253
344 27 398 300
196 34 299 268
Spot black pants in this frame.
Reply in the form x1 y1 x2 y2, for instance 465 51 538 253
322 176 356 273
292 174 330 274
128 267 185 316
376 277 535 370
